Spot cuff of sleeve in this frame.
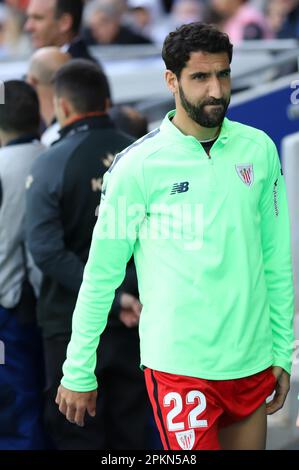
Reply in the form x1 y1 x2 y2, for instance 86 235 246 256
61 376 98 392
273 358 292 375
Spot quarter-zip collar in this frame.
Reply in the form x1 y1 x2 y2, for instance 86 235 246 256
160 110 230 153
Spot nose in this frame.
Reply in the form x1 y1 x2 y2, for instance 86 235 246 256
208 76 222 100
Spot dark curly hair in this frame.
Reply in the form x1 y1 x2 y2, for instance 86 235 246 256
162 22 233 78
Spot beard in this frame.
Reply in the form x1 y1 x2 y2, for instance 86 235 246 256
179 84 230 128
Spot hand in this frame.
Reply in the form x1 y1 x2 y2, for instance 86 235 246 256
266 366 290 415
119 293 142 328
55 384 97 427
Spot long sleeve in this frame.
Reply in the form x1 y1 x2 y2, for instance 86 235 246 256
61 154 146 391
260 138 295 374
26 158 85 293
0 175 23 267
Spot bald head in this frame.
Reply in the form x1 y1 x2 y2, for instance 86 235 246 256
28 47 71 86
27 47 71 126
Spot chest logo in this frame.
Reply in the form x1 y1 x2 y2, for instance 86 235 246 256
171 181 190 195
236 164 254 187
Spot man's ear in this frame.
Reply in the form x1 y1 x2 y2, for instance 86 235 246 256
165 70 179 95
59 96 72 119
104 97 111 111
26 75 39 89
58 12 73 35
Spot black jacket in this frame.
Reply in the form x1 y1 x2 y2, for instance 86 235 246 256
26 115 135 338
278 6 299 38
67 36 97 62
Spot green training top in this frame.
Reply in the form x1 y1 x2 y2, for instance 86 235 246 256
61 111 294 391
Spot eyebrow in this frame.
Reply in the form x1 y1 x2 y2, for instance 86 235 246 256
190 68 231 79
27 13 45 20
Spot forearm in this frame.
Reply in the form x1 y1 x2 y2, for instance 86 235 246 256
261 141 295 373
264 231 294 373
32 248 85 292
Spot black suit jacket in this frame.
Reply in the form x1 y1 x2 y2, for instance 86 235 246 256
67 36 97 61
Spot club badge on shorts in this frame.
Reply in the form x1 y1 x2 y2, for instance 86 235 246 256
175 429 195 450
236 164 254 187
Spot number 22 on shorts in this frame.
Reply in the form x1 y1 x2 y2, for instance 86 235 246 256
163 390 208 431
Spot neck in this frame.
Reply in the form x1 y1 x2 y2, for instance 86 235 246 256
0 130 34 147
39 88 55 127
62 111 107 129
172 109 220 141
57 31 76 48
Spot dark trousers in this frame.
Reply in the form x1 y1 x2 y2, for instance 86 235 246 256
0 306 46 450
43 325 152 450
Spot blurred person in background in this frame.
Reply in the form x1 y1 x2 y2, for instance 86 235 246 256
25 0 97 60
265 0 289 35
5 0 30 11
0 3 31 57
84 0 152 45
171 0 204 24
264 0 299 74
138 0 204 45
109 104 148 139
25 0 111 101
0 3 8 57
26 59 151 450
274 0 299 38
0 80 45 450
126 0 165 41
27 47 71 146
207 0 273 44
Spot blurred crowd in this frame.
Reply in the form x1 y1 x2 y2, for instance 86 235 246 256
0 0 299 59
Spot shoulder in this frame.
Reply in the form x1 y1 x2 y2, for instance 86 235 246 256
0 142 45 170
226 119 276 151
30 138 73 188
108 127 163 175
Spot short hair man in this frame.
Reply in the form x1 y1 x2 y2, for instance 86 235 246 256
0 80 45 449
27 47 71 146
25 0 111 100
26 59 151 449
25 0 102 61
84 0 152 45
56 23 294 450
25 0 82 51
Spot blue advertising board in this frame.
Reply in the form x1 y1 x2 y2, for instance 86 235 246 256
228 73 299 153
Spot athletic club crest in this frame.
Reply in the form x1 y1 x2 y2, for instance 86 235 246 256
236 164 254 187
175 429 195 450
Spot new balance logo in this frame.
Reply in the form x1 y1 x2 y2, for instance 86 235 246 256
170 181 189 195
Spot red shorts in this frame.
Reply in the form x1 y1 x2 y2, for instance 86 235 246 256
144 367 276 450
